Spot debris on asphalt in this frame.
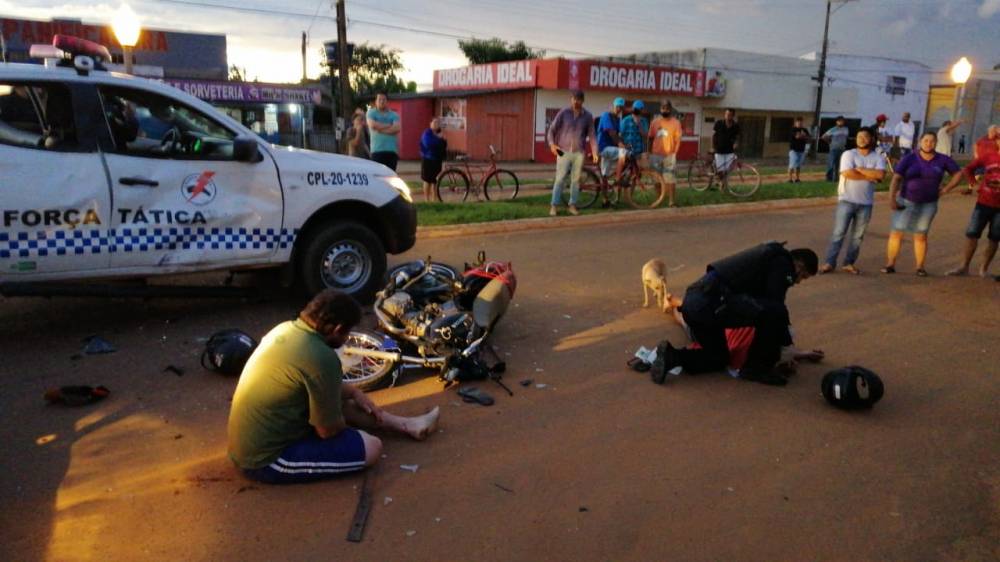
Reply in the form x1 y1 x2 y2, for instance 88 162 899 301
383 496 393 506
563 314 572 319
173 434 183 440
535 368 544 372
535 383 548 389
82 336 117 355
235 485 258 494
519 379 533 387
400 464 419 473
458 386 494 406
43 385 111 406
494 483 514 494
579 507 589 513
164 365 185 376
406 530 416 537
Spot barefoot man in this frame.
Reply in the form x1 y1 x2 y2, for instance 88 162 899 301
228 289 439 484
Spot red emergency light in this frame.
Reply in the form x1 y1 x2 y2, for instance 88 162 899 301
52 34 112 63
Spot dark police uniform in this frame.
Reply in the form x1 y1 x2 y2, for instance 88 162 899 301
675 242 797 376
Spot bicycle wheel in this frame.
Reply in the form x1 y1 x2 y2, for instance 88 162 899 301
687 158 714 192
625 170 667 209
483 169 520 200
724 162 762 198
338 329 396 390
570 167 602 209
436 168 470 203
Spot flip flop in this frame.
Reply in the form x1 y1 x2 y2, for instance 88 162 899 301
44 385 110 406
880 266 896 274
916 268 928 277
841 265 861 275
457 386 494 406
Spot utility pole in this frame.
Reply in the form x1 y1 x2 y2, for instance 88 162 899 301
336 0 351 145
811 0 832 158
301 31 307 83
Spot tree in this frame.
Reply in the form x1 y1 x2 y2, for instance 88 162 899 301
457 37 545 64
228 64 248 82
321 42 414 96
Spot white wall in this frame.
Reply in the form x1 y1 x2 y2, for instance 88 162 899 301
824 54 930 127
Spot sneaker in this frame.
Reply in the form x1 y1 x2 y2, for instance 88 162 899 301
549 206 558 217
568 205 580 216
650 340 678 384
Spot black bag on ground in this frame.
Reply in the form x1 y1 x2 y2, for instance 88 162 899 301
201 329 258 375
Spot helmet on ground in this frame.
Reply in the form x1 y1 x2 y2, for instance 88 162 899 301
201 329 258 375
632 100 645 110
613 97 625 107
821 366 884 410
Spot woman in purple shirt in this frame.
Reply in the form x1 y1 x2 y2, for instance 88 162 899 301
881 132 961 276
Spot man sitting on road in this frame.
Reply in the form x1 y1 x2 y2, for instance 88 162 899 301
597 97 629 202
228 290 440 484
651 242 819 386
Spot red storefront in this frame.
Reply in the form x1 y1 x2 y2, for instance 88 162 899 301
393 58 709 162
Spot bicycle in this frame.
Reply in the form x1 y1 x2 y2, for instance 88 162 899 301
560 153 665 209
686 152 761 197
436 145 520 202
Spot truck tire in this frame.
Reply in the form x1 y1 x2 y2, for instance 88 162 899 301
299 221 386 303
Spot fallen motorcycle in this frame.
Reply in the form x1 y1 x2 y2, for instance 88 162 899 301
337 252 516 391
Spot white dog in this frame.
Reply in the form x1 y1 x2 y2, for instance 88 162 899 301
641 259 672 313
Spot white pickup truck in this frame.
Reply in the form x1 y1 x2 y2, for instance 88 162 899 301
0 36 416 301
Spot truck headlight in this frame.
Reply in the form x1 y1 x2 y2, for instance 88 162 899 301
386 176 413 203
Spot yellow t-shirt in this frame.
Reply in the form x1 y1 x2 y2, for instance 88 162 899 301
649 117 683 156
227 319 344 469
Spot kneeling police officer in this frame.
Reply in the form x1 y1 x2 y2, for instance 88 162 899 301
653 242 818 386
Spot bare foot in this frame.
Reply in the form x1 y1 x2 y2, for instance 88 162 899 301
978 265 990 278
945 267 968 277
405 407 440 441
793 349 825 363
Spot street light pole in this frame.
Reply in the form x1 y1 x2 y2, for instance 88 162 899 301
112 4 141 75
950 56 972 122
810 0 832 158
336 0 351 138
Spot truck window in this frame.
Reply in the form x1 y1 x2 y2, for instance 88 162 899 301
98 86 237 161
0 82 79 151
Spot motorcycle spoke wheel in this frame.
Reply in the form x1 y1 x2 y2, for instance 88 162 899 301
339 330 396 390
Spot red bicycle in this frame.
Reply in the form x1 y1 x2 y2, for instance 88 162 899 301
560 154 665 209
436 145 520 202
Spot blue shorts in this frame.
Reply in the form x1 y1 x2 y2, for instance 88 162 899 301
242 429 367 484
788 150 805 170
600 146 629 177
891 197 938 235
966 203 1000 242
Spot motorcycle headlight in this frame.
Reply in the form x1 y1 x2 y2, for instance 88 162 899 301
384 176 413 203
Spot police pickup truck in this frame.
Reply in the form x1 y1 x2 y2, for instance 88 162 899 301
0 36 416 301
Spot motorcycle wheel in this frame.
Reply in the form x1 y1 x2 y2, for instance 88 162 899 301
388 260 461 282
339 329 397 390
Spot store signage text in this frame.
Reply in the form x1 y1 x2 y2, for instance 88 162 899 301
434 60 538 90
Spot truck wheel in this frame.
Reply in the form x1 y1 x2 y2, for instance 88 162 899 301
299 221 386 303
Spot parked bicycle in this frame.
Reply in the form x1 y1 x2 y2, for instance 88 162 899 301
436 145 520 202
560 153 665 209
686 152 761 197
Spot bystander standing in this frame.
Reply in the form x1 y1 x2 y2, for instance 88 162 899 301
345 108 370 159
942 134 1000 278
894 112 916 157
648 100 682 207
822 116 849 182
366 92 401 171
712 108 740 177
936 120 963 157
419 118 447 202
547 90 599 217
788 116 810 183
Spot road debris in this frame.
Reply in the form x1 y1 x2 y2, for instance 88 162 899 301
82 336 117 355
400 464 419 473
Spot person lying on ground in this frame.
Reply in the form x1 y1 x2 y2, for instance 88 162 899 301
659 294 824 380
227 289 440 484
650 242 819 386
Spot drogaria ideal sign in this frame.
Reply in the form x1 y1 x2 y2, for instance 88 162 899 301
567 60 705 97
433 60 540 91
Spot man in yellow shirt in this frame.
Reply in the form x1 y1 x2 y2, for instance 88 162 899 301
648 100 683 207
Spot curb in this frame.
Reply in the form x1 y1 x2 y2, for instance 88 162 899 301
416 192 893 240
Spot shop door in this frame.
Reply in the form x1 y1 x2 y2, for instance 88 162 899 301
739 116 766 158
486 114 520 160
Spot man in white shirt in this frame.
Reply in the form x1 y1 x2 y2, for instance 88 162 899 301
936 119 963 156
819 128 886 274
894 112 916 157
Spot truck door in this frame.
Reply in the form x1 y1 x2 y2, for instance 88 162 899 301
96 85 282 271
0 80 112 278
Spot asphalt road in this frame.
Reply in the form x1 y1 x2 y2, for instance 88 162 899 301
1 195 998 562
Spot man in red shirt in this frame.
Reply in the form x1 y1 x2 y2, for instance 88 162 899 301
942 135 1000 278
973 125 999 159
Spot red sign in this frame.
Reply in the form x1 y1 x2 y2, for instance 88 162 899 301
433 60 540 91
0 18 169 52
569 60 705 97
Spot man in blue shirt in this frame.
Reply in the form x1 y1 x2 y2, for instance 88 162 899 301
598 97 628 192
366 91 401 171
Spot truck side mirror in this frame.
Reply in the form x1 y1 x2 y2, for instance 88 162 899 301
233 135 261 162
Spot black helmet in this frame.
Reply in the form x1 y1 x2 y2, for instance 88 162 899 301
201 329 258 375
821 366 884 410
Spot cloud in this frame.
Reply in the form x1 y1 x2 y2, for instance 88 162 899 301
980 0 1000 17
887 15 917 36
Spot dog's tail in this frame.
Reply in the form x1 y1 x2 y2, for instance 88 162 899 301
668 264 686 273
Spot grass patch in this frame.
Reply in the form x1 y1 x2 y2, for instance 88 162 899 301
415 180 868 226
